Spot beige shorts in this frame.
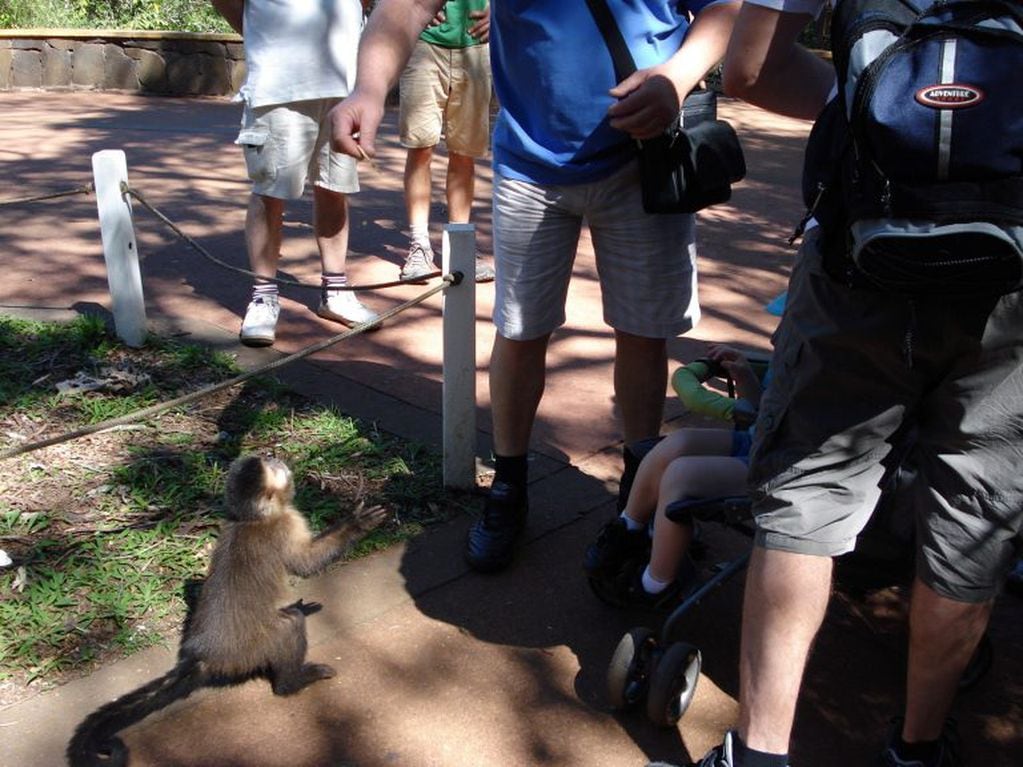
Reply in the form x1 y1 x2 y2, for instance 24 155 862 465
236 98 359 199
398 40 492 158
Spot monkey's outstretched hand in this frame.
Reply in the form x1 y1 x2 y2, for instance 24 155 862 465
348 504 390 535
317 504 389 551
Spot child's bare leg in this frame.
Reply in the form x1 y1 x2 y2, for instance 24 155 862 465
623 428 732 526
647 448 749 585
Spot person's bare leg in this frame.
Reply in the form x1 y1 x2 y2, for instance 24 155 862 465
622 428 735 526
489 333 550 456
902 578 992 742
404 146 434 232
312 185 350 274
446 151 475 224
621 432 689 525
614 330 668 444
465 332 548 571
647 450 747 582
245 193 285 279
738 546 833 755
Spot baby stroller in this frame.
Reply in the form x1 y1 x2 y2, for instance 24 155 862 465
590 354 994 728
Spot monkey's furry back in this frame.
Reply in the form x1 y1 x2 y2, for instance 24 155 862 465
181 509 313 675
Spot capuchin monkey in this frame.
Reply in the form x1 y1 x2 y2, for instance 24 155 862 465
67 455 388 767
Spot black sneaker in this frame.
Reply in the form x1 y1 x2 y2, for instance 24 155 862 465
465 480 528 573
675 732 785 767
878 719 961 767
583 517 650 576
648 730 745 767
619 555 698 611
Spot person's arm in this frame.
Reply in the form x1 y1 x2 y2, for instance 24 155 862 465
329 0 445 158
211 0 244 35
467 3 490 43
721 2 834 120
607 1 740 140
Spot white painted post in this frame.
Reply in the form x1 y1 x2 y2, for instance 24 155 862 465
442 224 477 490
92 150 146 347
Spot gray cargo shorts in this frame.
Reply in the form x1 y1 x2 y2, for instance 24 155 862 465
749 228 1023 602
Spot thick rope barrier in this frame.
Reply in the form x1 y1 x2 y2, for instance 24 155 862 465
124 184 443 290
0 183 95 207
0 273 460 462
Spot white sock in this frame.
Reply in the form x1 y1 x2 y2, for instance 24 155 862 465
619 511 645 531
641 565 671 595
409 224 432 250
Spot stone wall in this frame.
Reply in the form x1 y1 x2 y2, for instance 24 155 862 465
0 30 245 96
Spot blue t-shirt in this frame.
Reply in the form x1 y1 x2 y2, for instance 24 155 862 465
490 0 719 185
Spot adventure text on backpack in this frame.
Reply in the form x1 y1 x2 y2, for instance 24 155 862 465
801 0 1023 295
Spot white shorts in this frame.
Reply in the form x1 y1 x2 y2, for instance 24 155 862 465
236 98 359 199
491 163 700 340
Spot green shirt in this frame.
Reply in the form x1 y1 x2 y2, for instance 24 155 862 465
419 0 488 49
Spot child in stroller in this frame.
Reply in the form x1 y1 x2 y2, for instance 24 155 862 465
583 342 766 610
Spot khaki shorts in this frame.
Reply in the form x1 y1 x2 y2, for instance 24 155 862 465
749 228 1023 602
398 40 492 157
236 98 359 199
491 162 700 341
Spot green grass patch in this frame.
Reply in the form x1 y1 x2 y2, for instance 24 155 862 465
0 314 467 694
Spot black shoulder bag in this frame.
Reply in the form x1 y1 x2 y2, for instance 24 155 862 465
584 0 746 214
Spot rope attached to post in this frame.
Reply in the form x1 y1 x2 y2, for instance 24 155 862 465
124 185 443 290
0 274 459 462
0 183 95 207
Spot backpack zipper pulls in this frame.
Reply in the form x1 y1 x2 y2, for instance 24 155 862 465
788 182 827 246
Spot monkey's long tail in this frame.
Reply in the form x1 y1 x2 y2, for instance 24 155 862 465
66 656 205 767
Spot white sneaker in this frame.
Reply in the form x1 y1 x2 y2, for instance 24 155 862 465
474 257 495 283
316 290 383 330
400 242 437 282
239 295 280 347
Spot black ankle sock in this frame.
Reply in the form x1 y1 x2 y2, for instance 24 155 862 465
493 454 527 488
733 732 789 767
894 735 941 765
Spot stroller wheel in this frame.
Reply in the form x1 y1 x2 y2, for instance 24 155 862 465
607 627 656 710
958 631 993 691
645 641 702 727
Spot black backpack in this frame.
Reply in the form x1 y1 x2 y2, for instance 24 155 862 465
800 0 1023 296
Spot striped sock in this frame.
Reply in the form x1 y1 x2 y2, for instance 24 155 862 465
321 272 347 299
251 282 278 302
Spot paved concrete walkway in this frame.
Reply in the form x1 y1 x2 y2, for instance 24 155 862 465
0 91 1019 767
